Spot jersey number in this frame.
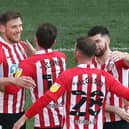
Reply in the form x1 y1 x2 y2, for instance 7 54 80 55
70 90 104 116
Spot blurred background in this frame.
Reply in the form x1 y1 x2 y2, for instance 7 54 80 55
0 0 129 128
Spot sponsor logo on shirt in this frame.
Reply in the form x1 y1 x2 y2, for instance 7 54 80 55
9 64 18 77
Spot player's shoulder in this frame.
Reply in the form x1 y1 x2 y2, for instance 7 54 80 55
53 50 66 57
62 67 79 75
58 67 75 80
20 54 37 65
91 67 107 75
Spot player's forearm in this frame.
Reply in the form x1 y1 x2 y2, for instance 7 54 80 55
0 78 15 92
105 104 118 113
25 92 53 119
109 78 129 101
0 77 14 86
105 104 123 116
0 78 20 93
13 114 28 129
105 103 129 121
0 77 36 93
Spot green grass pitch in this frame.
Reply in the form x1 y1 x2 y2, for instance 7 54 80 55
1 0 129 128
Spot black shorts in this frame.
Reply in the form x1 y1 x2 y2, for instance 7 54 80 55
34 127 61 129
0 112 26 129
103 120 129 129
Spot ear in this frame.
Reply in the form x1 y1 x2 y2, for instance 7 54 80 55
52 40 56 46
106 37 110 45
34 37 37 44
34 37 38 48
74 49 81 58
0 25 5 33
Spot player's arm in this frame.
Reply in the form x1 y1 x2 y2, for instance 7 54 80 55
12 62 36 90
12 114 28 129
25 82 65 118
105 70 129 122
13 72 66 129
105 104 129 122
0 62 36 94
107 72 129 100
122 70 129 111
13 85 65 129
0 77 20 93
23 40 36 56
0 77 36 94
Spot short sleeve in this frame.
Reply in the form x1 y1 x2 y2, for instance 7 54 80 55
116 60 129 69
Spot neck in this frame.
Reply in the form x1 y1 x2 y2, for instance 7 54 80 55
1 36 16 45
36 45 45 51
96 49 111 64
77 59 92 65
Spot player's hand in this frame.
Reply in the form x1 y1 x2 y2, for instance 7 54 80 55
116 108 129 123
109 51 126 62
13 114 28 129
123 98 129 111
23 40 36 56
12 76 36 89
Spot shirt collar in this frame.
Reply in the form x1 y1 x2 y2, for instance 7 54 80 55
0 36 16 48
77 64 95 68
95 56 112 66
35 48 53 55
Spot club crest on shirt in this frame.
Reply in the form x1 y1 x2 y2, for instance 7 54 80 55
15 68 23 78
50 83 60 93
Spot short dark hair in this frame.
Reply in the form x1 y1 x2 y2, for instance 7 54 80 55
36 23 57 49
76 36 96 58
88 26 109 37
0 11 22 25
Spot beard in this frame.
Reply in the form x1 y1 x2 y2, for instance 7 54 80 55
95 42 107 57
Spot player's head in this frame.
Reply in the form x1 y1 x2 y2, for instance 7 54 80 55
0 11 22 25
88 26 110 57
74 36 96 62
35 22 57 49
0 11 23 44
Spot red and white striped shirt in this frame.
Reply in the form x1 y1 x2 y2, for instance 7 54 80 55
25 64 129 129
0 37 27 114
18 49 67 128
92 57 129 122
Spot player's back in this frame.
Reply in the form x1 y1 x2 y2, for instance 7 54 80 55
59 64 110 129
19 49 67 128
24 63 129 129
22 49 66 89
